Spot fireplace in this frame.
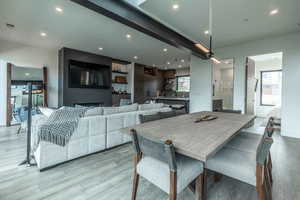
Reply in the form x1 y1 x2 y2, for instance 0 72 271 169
74 102 104 107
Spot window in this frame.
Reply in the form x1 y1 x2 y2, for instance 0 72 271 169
176 76 190 92
260 70 282 106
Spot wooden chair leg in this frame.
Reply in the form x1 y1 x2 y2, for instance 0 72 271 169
267 153 273 185
256 164 266 200
132 172 140 200
202 169 208 200
264 166 273 200
132 153 142 200
170 171 177 200
195 173 205 200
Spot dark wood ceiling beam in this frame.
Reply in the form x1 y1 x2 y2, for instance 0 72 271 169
70 0 210 59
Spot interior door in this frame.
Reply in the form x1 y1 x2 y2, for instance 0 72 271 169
245 57 256 115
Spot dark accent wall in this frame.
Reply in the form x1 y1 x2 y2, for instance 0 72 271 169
134 64 163 104
58 47 112 107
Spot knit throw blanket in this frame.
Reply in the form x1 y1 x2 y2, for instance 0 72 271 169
37 108 87 147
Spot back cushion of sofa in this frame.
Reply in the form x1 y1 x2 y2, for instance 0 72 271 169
138 103 165 111
103 107 120 115
85 107 103 117
118 103 138 113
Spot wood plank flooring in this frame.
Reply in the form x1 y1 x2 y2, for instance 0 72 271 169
0 125 299 200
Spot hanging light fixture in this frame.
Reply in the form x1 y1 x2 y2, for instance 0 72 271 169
206 0 221 63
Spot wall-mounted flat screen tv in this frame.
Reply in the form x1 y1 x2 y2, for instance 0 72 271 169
69 60 110 89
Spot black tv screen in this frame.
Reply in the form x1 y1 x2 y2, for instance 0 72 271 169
69 60 110 89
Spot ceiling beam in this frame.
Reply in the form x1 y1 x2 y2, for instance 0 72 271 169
70 0 210 59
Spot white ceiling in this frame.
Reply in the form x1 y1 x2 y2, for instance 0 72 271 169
250 52 283 62
0 0 299 71
0 0 190 69
140 0 300 48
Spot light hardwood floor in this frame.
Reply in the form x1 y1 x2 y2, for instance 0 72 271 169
0 125 299 200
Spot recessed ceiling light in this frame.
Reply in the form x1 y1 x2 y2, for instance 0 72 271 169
167 62 170 65
181 59 185 63
126 34 131 39
172 4 179 10
40 32 47 37
55 7 63 13
133 56 138 59
269 9 279 16
163 48 168 52
98 47 103 51
204 30 210 35
25 73 30 76
178 65 182 68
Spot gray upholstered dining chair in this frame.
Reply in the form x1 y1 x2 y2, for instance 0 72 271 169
139 113 161 123
158 110 177 119
139 111 177 124
205 130 274 200
226 117 275 152
130 129 204 200
225 117 275 184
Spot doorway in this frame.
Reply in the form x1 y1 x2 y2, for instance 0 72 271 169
212 59 234 111
245 52 283 120
7 64 48 126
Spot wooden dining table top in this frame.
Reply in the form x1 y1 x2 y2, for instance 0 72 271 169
122 111 255 162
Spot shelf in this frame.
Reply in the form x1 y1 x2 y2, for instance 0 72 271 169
112 70 128 75
112 82 128 85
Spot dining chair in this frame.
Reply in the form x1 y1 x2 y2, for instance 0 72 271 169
130 129 204 200
225 117 275 184
205 134 274 200
139 113 161 123
159 110 177 119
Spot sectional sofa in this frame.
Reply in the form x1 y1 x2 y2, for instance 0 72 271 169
33 103 171 170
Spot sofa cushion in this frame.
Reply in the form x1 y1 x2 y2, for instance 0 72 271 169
85 107 103 117
138 103 164 111
103 107 120 115
118 103 138 113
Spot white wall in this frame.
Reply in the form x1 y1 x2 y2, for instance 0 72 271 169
0 39 58 108
190 56 212 113
0 60 7 126
212 32 300 138
254 58 282 117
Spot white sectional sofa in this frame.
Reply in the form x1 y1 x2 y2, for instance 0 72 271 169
33 103 171 170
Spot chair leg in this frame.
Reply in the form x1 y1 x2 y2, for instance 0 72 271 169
264 165 273 200
256 164 266 200
195 173 205 200
267 153 273 185
132 153 142 200
170 171 177 200
202 169 208 200
132 172 140 200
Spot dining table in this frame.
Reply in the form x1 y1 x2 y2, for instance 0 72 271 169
122 111 255 199
122 111 255 162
